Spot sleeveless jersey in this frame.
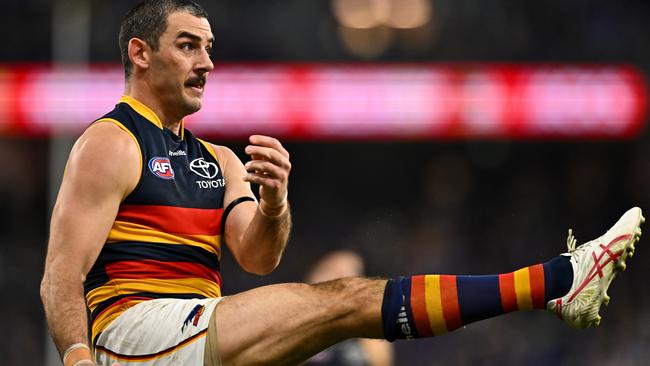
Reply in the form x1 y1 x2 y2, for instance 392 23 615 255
83 95 225 343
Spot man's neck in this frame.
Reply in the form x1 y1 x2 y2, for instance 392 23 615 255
124 87 182 136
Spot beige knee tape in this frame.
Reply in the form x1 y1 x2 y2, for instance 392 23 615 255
204 303 222 366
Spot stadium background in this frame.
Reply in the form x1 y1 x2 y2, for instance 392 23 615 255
1 0 649 365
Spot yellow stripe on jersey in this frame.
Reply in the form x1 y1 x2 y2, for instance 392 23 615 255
108 220 221 257
119 95 163 129
197 138 219 164
87 277 221 312
118 95 185 139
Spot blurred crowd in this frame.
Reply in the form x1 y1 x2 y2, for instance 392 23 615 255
2 0 650 66
1 0 650 365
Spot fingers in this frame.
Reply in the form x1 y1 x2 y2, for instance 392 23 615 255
243 135 291 184
248 135 289 159
243 173 281 189
243 136 291 207
244 145 291 170
244 160 287 180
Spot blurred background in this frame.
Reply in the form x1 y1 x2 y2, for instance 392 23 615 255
1 0 649 365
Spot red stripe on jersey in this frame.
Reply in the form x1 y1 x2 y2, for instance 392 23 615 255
106 259 221 285
116 205 223 236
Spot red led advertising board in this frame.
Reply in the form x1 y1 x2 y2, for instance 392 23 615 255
0 64 646 139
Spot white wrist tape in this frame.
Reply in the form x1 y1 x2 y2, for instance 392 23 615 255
260 192 289 216
267 191 288 208
63 343 91 365
72 361 95 366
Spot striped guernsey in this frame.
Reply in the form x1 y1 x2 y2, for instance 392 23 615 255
84 96 225 343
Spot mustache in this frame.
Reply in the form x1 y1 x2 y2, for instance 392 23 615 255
185 75 206 87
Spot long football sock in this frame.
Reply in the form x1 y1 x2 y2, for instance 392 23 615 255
381 256 573 340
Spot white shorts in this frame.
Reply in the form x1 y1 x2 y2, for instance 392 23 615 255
94 297 223 366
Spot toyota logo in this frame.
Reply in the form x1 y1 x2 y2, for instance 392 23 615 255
189 158 219 179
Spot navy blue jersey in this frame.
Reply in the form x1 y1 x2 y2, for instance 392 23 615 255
83 95 226 342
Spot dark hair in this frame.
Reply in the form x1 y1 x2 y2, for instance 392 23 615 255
119 0 208 78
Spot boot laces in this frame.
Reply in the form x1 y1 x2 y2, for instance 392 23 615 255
566 229 578 253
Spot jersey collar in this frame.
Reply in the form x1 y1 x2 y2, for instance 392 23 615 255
119 95 185 140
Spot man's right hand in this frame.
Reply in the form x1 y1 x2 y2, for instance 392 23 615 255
243 135 291 215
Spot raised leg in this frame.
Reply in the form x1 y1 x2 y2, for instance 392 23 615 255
213 278 386 366
206 207 644 365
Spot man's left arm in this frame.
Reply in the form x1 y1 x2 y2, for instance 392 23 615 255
210 135 292 275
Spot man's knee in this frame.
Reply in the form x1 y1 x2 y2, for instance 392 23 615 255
315 277 383 314
312 277 386 338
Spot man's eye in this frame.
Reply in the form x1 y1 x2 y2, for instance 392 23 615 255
206 47 213 56
181 43 193 51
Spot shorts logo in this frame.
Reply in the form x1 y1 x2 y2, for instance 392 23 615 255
190 158 219 179
149 157 175 180
181 305 206 333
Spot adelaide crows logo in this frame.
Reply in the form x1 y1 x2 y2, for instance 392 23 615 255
149 157 175 180
181 304 206 333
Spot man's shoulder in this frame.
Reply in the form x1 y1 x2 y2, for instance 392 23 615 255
85 102 142 149
66 120 141 194
81 121 139 152
80 99 141 155
94 102 132 125
206 141 237 160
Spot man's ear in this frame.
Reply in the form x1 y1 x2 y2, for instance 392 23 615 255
128 38 150 72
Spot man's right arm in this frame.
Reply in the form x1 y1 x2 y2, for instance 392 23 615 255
40 122 139 365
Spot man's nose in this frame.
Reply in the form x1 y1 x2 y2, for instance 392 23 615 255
196 48 214 73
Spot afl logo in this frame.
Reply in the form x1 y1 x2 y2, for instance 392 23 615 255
149 157 175 180
190 158 219 179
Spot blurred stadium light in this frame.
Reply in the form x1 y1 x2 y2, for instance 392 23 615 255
0 63 646 140
332 0 434 58
332 0 432 30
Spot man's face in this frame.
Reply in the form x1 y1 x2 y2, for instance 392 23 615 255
148 11 214 118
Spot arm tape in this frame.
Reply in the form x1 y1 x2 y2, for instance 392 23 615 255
221 196 257 237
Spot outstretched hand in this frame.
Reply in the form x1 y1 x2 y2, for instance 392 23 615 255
243 135 291 211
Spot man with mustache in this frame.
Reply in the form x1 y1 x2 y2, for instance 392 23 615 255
40 1 644 365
